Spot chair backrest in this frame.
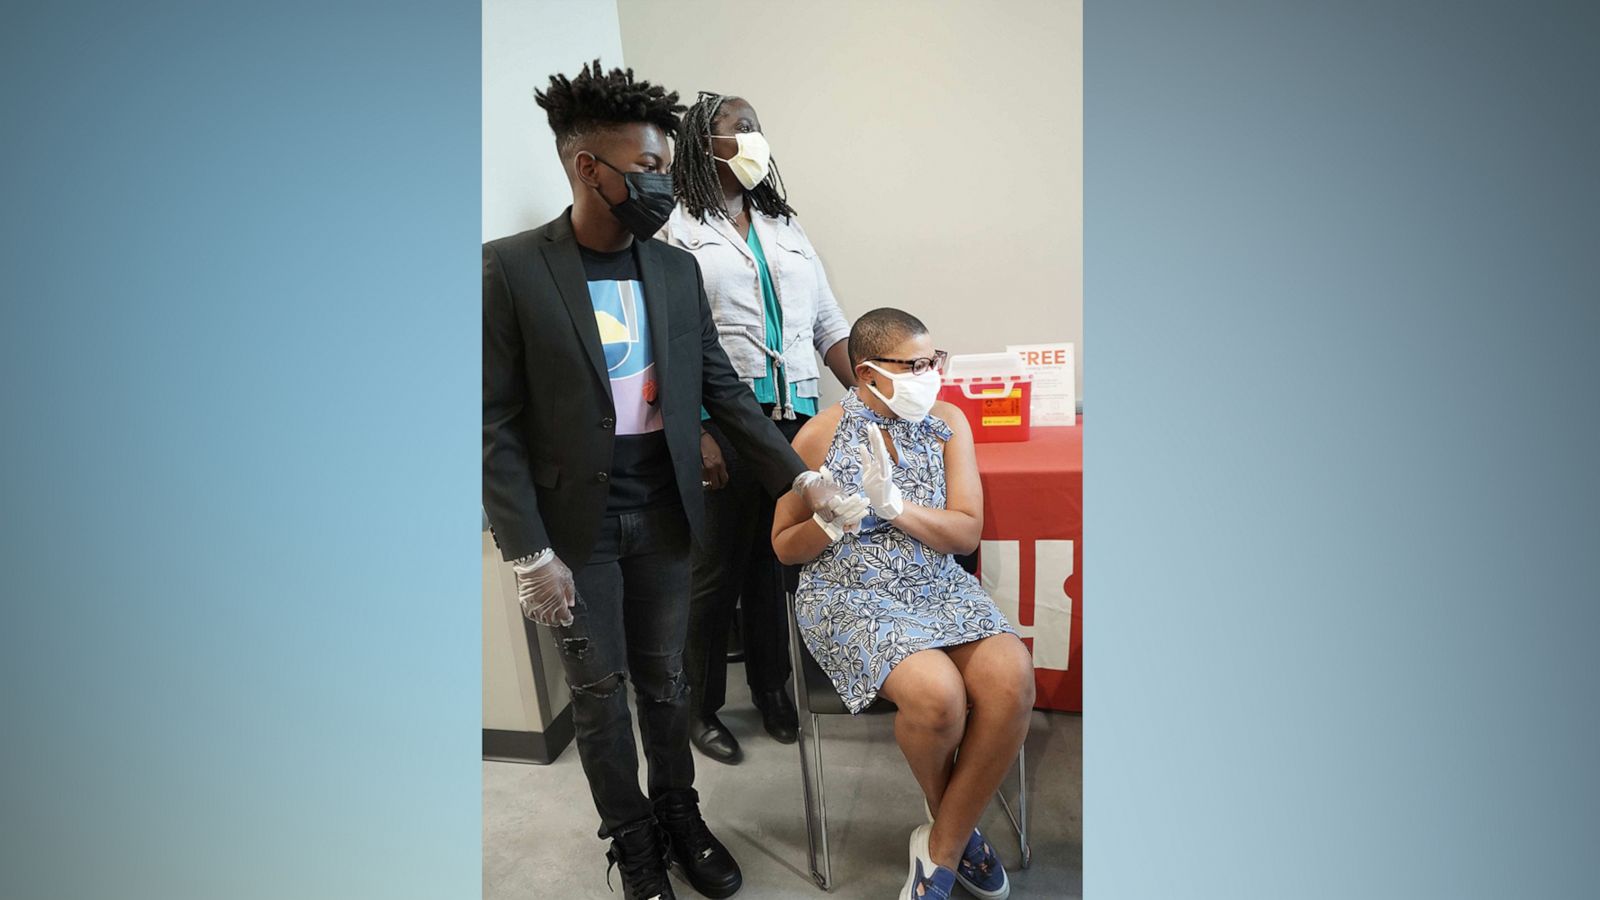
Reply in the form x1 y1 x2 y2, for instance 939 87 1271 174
786 591 897 717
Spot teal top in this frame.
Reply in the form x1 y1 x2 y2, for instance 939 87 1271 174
700 224 819 420
747 226 818 416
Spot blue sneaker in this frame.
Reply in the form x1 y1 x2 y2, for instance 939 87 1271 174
900 824 958 900
954 828 1010 899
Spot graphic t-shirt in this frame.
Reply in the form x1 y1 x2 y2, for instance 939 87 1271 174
580 243 677 513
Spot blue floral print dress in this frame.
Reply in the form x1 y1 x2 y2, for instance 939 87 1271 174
794 388 1015 714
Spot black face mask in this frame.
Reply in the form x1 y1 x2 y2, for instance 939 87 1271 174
589 155 675 241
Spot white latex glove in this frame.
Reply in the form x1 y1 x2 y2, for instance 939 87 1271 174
856 427 904 520
512 550 577 627
793 470 870 540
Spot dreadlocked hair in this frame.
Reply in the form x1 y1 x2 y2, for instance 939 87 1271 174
533 59 684 157
673 91 796 224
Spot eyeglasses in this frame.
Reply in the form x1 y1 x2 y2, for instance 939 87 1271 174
866 350 948 376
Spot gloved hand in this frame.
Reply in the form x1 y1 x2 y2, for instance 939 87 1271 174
793 470 870 540
856 427 904 520
512 550 577 626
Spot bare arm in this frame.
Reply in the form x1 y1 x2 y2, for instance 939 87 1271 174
823 338 856 388
772 408 845 565
881 403 983 555
802 222 852 381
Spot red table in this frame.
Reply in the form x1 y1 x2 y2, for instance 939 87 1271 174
972 419 1083 712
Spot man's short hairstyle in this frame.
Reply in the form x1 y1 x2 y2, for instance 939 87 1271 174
533 59 684 158
849 308 929 367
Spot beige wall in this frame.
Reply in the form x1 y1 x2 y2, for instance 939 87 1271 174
483 530 537 731
484 0 626 241
618 0 1083 406
484 529 571 732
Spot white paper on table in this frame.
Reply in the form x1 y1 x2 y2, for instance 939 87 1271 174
1005 342 1076 426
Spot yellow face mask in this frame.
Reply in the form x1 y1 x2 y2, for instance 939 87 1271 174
711 131 771 190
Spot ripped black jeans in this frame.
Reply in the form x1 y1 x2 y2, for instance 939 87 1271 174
553 503 696 839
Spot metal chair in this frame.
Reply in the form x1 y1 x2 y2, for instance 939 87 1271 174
786 592 1031 891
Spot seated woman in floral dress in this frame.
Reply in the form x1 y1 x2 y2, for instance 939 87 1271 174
772 307 1035 900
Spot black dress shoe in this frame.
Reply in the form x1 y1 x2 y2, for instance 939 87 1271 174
753 689 799 744
657 789 742 899
690 715 742 764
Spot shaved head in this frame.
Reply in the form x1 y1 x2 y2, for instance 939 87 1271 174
849 308 929 366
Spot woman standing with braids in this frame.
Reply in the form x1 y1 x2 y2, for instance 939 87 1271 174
659 92 856 765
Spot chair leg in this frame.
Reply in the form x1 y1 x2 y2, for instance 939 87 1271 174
787 591 832 891
796 711 831 890
994 742 1031 870
1017 742 1031 869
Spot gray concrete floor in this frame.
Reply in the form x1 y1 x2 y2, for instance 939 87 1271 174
484 664 1081 899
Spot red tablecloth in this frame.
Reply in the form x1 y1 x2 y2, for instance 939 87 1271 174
973 419 1082 712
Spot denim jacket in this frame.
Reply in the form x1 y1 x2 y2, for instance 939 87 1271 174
657 205 850 417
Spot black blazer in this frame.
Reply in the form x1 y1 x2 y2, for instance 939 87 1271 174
483 209 806 565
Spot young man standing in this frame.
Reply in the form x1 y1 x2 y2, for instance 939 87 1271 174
482 61 865 900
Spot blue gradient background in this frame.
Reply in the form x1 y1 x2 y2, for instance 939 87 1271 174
1089 1 1600 897
1 1 479 898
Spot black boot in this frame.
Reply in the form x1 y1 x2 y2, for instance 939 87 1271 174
606 820 676 900
753 689 799 744
656 789 742 899
690 714 742 764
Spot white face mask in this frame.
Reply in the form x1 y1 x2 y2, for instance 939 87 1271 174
711 131 771 190
863 362 942 422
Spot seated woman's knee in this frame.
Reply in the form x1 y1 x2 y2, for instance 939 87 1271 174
900 671 967 732
1015 664 1037 711
971 638 1036 713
